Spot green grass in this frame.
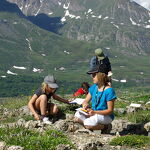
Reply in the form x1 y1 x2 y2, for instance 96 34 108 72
110 135 150 148
0 126 74 150
0 96 29 109
127 109 150 123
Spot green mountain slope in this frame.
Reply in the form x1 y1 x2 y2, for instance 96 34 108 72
7 0 150 54
1 0 150 97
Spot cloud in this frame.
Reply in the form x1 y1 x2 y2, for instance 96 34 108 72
133 0 150 11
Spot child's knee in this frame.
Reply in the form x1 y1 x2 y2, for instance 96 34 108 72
53 105 59 114
73 117 79 123
38 95 48 104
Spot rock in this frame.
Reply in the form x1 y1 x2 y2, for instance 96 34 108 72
7 146 24 150
0 141 6 150
67 122 84 133
54 120 69 131
78 140 103 150
114 108 126 114
7 123 17 128
65 114 74 120
24 120 40 129
144 122 150 132
56 144 72 150
145 101 150 109
19 106 31 116
75 128 92 134
126 106 141 113
16 119 26 126
111 119 129 133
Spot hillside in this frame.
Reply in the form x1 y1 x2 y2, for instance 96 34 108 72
0 0 150 97
7 0 150 54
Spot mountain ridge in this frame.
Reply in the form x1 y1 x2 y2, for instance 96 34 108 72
6 0 150 55
0 0 150 97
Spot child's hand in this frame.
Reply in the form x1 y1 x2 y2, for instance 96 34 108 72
68 98 74 102
88 109 95 116
34 114 40 120
82 103 89 109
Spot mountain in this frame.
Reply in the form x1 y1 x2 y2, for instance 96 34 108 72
1 0 150 97
7 0 150 55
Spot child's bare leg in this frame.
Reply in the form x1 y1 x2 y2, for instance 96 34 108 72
73 117 84 125
34 95 48 116
84 124 104 130
48 103 59 115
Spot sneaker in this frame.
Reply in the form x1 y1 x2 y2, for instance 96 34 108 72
42 117 52 125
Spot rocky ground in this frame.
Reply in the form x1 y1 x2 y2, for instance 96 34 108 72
0 100 150 150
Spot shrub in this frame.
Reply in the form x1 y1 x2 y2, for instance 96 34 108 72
0 126 74 150
110 135 150 147
127 110 150 123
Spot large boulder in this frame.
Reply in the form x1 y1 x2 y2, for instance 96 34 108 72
7 146 24 150
0 141 6 150
53 120 69 131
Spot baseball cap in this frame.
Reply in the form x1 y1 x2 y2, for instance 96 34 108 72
95 48 105 60
87 64 108 75
44 75 58 88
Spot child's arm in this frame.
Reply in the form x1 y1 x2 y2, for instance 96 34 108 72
52 94 70 104
82 93 91 109
28 94 40 120
88 100 115 116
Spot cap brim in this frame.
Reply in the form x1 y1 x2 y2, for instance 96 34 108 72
48 83 59 88
87 69 99 74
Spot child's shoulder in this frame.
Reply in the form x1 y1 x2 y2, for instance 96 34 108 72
104 86 115 92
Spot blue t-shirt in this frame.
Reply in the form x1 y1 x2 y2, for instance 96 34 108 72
89 84 117 120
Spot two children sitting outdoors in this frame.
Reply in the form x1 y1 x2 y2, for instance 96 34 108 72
28 48 116 132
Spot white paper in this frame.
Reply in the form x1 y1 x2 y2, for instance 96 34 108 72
76 108 89 115
69 98 85 105
130 103 141 108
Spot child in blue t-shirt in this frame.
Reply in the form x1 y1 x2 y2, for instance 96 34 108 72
74 65 117 131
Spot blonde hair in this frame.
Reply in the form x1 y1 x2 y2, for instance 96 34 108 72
97 72 109 88
41 82 49 94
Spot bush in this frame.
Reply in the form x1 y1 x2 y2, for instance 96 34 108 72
127 110 150 123
110 135 150 147
0 126 74 150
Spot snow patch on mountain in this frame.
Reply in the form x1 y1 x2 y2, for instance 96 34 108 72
63 2 70 9
145 25 150 28
59 67 66 71
58 2 61 6
103 16 109 20
26 38 32 51
87 9 93 14
1 76 6 78
48 12 53 15
13 66 26 69
64 50 70 54
41 54 46 56
120 79 127 83
34 0 44 16
130 18 140 26
7 70 17 75
61 10 80 22
113 24 119 29
33 68 43 73
112 78 119 82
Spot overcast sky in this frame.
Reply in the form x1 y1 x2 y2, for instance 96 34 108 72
133 0 150 11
